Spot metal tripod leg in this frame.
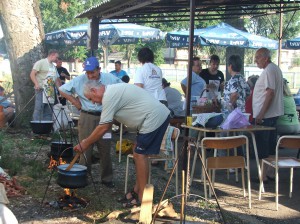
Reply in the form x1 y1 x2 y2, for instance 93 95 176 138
40 168 56 207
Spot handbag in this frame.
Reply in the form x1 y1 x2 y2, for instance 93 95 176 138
220 108 250 129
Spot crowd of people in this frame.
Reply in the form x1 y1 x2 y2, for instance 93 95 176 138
27 46 299 208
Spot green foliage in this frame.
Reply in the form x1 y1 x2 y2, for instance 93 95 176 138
132 41 166 66
62 46 88 62
292 57 300 67
39 1 300 65
40 0 101 60
245 9 300 40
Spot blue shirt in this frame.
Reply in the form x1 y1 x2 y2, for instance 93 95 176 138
0 96 12 108
59 73 123 112
110 70 128 79
181 72 206 99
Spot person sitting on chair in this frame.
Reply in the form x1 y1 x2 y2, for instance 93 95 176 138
0 86 15 126
162 78 185 117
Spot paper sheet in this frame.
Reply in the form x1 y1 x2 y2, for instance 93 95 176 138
103 132 112 139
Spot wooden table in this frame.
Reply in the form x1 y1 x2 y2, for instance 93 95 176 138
181 124 275 192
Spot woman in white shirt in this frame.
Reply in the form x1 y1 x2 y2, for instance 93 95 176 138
134 47 167 106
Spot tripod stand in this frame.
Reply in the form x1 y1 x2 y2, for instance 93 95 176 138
150 136 226 224
39 91 102 207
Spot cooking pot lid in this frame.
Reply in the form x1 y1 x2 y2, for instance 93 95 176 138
58 164 87 171
31 121 54 123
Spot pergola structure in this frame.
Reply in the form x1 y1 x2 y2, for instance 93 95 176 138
76 0 299 112
76 2 300 211
77 0 300 23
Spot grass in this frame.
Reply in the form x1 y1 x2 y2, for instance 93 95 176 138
0 129 50 178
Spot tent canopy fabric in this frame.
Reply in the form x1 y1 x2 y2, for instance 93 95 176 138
166 23 278 49
166 28 209 48
45 21 164 47
285 37 300 49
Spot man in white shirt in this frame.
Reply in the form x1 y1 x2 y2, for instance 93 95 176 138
252 48 284 182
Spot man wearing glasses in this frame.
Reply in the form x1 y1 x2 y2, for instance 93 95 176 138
59 57 122 188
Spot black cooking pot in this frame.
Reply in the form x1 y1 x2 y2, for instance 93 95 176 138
51 141 73 158
30 121 53 134
57 164 88 189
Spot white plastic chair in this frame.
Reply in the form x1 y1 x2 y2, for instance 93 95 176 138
259 135 300 210
124 126 180 195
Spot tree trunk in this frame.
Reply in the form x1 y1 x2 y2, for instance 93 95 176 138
0 0 45 126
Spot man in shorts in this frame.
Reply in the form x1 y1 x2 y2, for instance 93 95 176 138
74 81 170 207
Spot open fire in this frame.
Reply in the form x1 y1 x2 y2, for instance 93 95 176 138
48 156 67 169
48 188 89 210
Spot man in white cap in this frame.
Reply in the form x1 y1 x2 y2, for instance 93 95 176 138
59 57 122 188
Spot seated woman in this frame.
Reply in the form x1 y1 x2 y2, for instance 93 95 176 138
0 86 15 126
276 79 300 135
162 78 185 118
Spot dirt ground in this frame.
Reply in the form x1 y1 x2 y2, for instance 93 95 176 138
4 129 300 223
5 130 222 224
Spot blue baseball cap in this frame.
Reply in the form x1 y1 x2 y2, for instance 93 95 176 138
83 57 99 71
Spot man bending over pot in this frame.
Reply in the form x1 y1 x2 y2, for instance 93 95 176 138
74 81 170 208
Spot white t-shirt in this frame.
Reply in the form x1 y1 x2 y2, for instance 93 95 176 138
253 62 284 118
164 86 185 117
100 83 170 134
134 63 167 101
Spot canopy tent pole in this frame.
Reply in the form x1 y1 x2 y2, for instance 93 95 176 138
182 0 195 184
278 2 283 67
87 17 99 57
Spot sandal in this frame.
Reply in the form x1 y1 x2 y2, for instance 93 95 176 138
122 197 141 208
117 189 138 203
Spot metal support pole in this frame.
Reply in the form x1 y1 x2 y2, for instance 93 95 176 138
278 2 283 67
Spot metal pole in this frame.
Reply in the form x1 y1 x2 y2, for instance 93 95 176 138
278 2 283 67
183 0 195 170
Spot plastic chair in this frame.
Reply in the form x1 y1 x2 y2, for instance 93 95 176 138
124 126 180 195
259 135 300 210
201 135 251 209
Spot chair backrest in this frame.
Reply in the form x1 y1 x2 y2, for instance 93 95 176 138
277 135 300 150
201 135 247 150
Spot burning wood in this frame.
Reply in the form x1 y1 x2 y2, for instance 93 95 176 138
48 189 89 210
48 156 67 169
64 188 73 196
